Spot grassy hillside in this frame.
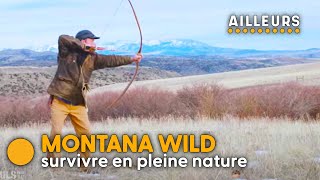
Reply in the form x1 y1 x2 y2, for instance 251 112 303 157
93 62 320 94
140 56 317 75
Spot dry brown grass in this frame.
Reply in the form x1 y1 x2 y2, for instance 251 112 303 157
1 117 320 180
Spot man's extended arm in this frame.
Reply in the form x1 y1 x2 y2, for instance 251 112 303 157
93 54 133 70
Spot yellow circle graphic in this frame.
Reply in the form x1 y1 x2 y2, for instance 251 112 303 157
243 28 248 34
280 28 285 34
250 28 255 34
288 28 293 34
228 28 233 34
272 28 278 34
265 28 270 34
295 28 300 34
7 138 34 166
258 28 263 34
235 28 241 34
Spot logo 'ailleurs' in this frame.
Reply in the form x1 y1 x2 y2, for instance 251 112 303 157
227 15 300 34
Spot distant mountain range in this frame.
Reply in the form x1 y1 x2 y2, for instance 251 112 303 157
27 39 320 58
0 39 319 76
0 49 56 66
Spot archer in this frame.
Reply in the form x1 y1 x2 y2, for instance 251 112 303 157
46 30 142 173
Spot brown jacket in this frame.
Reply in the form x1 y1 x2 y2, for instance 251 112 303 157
47 35 133 107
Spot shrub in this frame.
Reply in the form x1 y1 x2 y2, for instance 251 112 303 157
1 82 320 127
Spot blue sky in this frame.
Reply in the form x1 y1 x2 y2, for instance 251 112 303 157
0 0 319 50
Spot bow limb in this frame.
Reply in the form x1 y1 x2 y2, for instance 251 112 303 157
106 0 142 110
128 0 143 54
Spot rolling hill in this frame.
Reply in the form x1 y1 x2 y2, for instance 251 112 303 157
91 62 320 94
0 66 180 96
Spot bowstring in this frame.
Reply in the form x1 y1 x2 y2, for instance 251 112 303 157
100 0 125 38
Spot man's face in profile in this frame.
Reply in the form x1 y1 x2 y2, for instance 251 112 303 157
81 38 96 48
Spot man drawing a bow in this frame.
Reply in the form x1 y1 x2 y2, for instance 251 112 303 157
46 30 142 172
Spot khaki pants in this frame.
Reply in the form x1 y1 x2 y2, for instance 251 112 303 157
48 96 91 159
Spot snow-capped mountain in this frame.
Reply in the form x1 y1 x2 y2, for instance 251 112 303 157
29 39 232 56
99 39 228 56
30 44 58 53
27 39 320 58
